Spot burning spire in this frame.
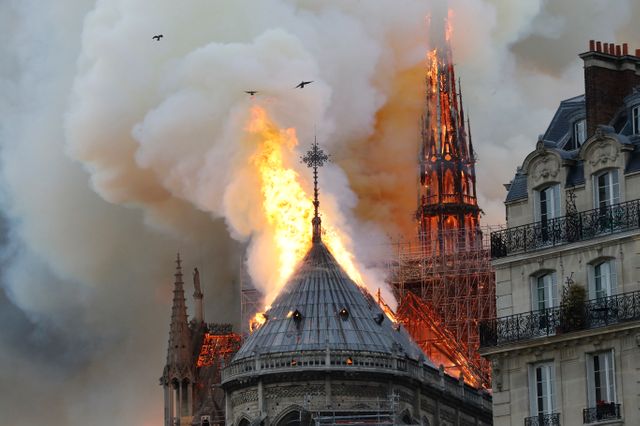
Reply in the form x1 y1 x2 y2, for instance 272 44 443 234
301 137 329 243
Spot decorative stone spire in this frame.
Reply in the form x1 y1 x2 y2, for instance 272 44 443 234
165 253 192 367
301 136 329 243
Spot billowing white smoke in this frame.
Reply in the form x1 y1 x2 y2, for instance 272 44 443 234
1 0 639 425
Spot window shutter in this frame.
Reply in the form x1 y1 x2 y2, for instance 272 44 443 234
610 260 618 296
531 276 538 311
593 175 599 208
588 265 596 300
586 354 596 407
551 273 559 308
528 364 537 416
608 350 617 403
611 171 620 204
549 363 556 413
534 190 541 222
552 185 561 218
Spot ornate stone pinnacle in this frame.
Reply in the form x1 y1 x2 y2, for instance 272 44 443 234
301 137 330 243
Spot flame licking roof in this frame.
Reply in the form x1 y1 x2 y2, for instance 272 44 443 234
232 239 429 363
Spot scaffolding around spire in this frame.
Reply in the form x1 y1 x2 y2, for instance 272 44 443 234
301 136 329 243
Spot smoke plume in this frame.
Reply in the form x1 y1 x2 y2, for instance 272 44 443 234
0 0 638 424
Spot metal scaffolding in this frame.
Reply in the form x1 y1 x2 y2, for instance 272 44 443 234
387 226 498 388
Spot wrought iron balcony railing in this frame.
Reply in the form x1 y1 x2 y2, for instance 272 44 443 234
524 413 560 426
479 290 640 348
583 403 621 423
491 199 640 258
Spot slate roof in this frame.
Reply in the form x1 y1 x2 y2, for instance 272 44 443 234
504 94 640 203
233 240 428 364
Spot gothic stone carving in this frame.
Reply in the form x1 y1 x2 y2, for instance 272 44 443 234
589 139 619 169
530 154 560 187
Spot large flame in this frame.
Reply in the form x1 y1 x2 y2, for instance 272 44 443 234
247 106 364 313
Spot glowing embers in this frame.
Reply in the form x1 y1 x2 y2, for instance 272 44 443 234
196 332 242 368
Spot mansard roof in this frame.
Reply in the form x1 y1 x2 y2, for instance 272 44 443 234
232 241 428 364
504 94 640 203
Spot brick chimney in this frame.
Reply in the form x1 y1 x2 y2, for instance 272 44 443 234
580 40 640 137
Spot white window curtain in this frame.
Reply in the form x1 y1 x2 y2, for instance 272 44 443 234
529 362 556 416
586 350 616 406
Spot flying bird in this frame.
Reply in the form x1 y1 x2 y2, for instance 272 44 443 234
295 81 313 89
152 34 163 41
245 91 258 96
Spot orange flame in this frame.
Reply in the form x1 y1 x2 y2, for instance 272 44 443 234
246 106 365 325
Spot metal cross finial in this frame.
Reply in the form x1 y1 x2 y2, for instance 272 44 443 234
301 136 330 243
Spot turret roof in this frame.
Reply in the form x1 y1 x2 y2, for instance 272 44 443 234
233 241 429 365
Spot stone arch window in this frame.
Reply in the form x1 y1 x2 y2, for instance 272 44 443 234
275 407 312 426
400 409 415 425
237 417 251 426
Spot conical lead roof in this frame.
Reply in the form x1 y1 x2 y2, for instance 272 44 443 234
233 241 429 364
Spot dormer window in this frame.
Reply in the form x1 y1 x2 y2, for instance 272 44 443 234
573 119 587 148
632 105 639 135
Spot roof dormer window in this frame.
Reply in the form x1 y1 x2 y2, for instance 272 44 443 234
632 105 639 135
573 119 587 148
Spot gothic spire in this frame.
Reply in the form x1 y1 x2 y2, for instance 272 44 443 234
301 136 329 243
165 252 192 368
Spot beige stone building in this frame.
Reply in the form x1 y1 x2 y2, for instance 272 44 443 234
480 41 640 426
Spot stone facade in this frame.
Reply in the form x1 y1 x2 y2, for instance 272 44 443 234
482 42 640 426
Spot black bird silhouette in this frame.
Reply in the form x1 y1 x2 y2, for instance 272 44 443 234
152 34 163 41
245 91 258 96
295 80 313 89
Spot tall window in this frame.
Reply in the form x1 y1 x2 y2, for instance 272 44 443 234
529 362 556 417
593 170 619 209
573 119 587 148
586 350 616 407
632 105 639 135
535 184 560 222
532 273 558 310
590 260 617 299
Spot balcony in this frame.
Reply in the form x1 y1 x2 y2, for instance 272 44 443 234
583 403 621 423
490 199 640 259
479 291 640 348
524 413 560 426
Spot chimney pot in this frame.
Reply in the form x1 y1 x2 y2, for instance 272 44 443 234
636 49 640 57
589 40 595 51
623 43 629 55
616 45 621 56
609 43 615 54
596 41 602 52
604 43 610 54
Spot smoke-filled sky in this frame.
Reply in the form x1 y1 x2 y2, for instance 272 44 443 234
1 0 639 424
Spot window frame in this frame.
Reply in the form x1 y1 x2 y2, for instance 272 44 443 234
586 349 616 407
534 184 561 223
531 272 558 310
632 105 639 135
573 119 587 148
529 361 556 417
589 259 617 300
593 169 620 209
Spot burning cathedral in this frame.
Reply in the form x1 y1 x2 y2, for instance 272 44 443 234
160 19 494 426
161 139 492 426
